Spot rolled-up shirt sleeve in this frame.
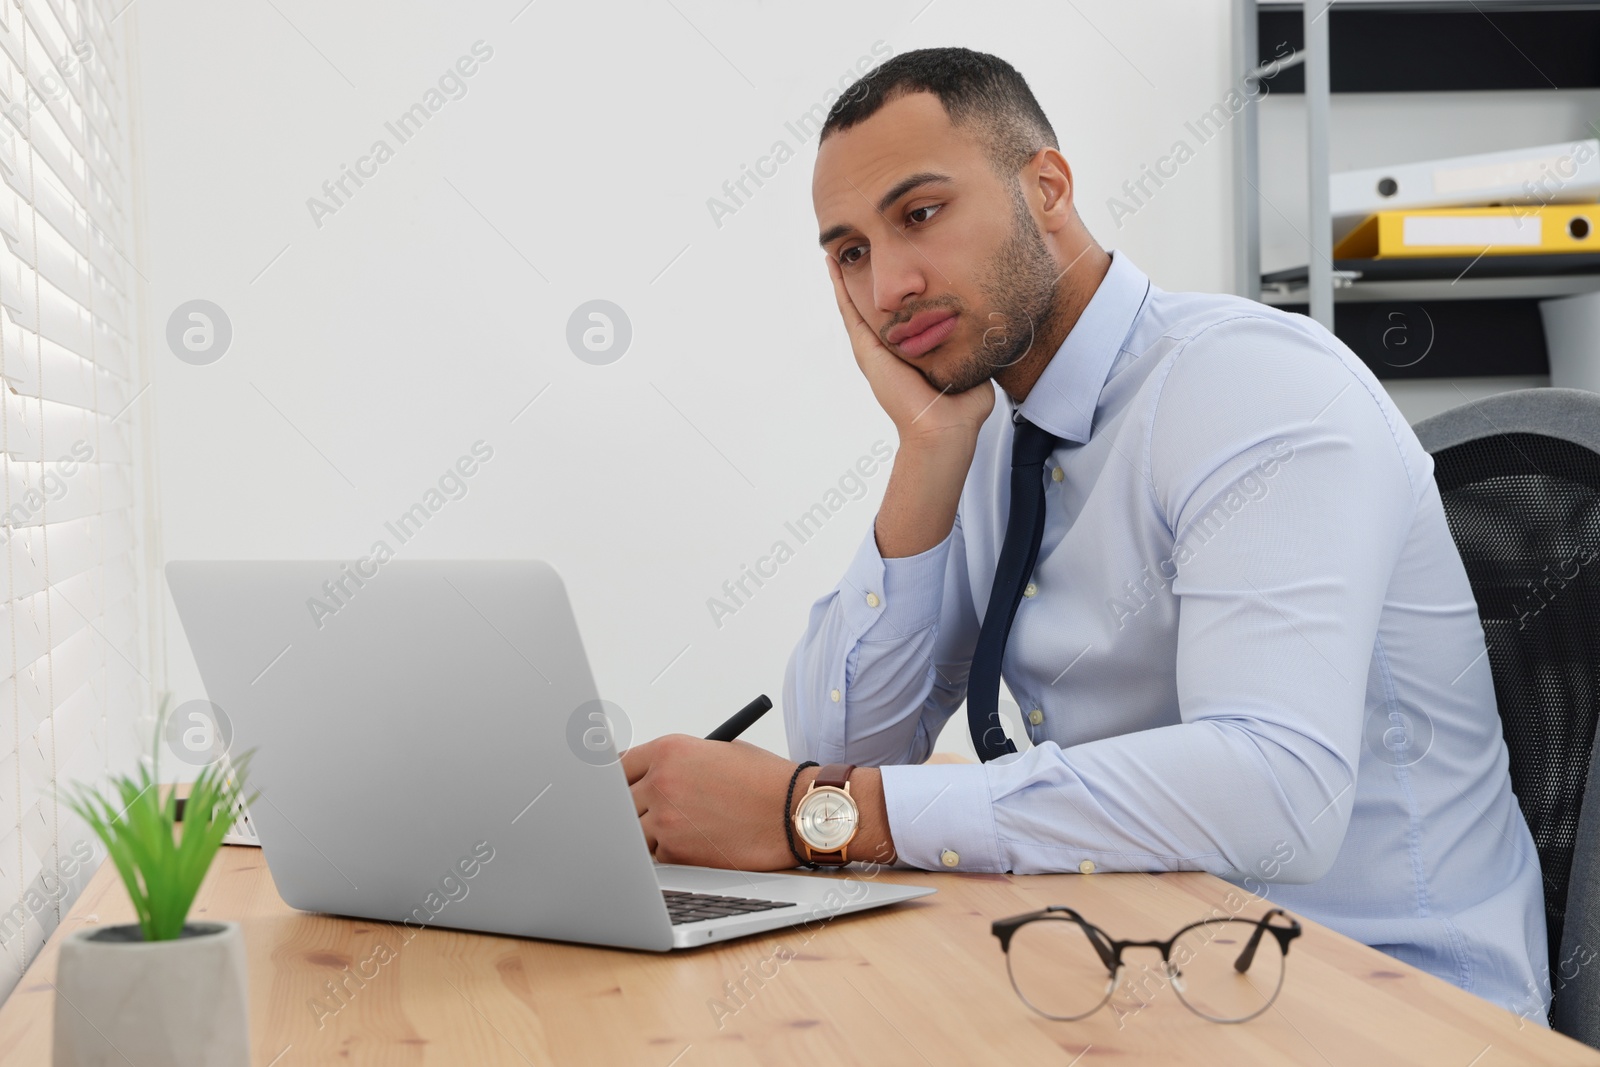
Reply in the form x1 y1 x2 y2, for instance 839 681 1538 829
878 321 1421 880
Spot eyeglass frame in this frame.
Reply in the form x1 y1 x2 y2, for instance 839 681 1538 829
990 905 1303 1024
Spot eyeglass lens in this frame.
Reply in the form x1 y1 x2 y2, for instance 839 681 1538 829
1005 915 1290 1024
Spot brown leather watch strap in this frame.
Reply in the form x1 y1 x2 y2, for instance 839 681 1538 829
814 763 856 789
802 764 858 867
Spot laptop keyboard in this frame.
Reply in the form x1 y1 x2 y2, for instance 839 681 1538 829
662 889 799 925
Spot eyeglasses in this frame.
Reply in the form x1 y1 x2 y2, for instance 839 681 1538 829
991 906 1302 1024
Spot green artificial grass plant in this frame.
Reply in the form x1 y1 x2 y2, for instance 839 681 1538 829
61 696 256 941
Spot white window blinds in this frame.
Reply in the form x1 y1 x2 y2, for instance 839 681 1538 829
0 0 144 1000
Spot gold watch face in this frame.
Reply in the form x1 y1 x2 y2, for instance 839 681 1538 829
794 785 858 852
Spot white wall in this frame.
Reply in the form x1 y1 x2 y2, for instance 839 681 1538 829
132 0 1251 759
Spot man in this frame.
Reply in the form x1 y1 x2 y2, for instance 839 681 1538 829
621 47 1547 1020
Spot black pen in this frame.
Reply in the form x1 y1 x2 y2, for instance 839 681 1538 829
705 694 773 742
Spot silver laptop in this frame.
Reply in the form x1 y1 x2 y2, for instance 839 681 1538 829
165 560 933 951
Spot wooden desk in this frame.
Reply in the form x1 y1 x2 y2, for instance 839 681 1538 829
0 847 1595 1065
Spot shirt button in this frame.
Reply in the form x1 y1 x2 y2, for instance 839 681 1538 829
865 592 880 608
830 689 841 703
1051 467 1064 482
1027 709 1044 726
1023 582 1038 598
1079 859 1096 875
940 850 960 868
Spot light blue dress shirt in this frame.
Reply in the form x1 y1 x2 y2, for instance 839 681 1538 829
783 250 1549 1022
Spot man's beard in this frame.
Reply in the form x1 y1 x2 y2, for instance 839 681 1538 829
922 193 1062 396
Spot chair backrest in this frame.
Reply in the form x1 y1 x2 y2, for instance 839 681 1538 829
1553 725 1600 1043
1412 387 1600 1030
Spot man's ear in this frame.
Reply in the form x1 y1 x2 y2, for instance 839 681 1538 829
1030 147 1075 235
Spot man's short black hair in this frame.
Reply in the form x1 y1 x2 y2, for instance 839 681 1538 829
820 47 1058 176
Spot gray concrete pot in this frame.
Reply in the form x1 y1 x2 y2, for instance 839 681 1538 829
52 920 249 1067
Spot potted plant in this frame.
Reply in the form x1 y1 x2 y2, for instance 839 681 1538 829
53 698 255 1067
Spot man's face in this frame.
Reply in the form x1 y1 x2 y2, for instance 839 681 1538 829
812 91 1061 394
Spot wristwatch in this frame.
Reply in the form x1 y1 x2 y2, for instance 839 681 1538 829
792 763 860 867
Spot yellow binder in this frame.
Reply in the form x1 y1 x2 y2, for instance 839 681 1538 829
1332 203 1598 258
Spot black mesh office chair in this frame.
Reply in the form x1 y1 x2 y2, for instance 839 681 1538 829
1412 387 1600 1043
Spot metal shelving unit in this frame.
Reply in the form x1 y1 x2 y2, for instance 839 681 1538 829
1233 0 1600 377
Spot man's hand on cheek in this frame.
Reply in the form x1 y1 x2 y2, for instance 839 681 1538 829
824 255 993 445
620 736 802 871
825 253 991 560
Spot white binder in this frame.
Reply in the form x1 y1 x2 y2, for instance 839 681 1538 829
1332 139 1600 241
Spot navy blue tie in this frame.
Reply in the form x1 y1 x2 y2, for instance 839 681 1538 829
968 416 1061 762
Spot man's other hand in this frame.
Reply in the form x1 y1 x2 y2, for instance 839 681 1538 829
621 736 802 870
621 735 897 870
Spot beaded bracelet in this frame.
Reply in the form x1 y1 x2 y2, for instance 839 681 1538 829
784 761 821 870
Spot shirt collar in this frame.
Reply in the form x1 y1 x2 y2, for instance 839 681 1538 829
1013 249 1151 445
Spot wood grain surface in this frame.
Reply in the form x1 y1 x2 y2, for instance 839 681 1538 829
0 843 1595 1065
